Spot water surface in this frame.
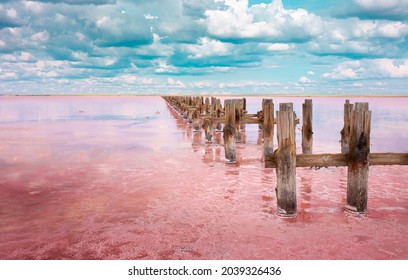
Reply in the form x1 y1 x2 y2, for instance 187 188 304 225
0 96 407 259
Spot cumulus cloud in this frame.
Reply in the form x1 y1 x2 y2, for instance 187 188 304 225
308 17 408 58
182 37 233 59
204 0 323 43
322 59 408 80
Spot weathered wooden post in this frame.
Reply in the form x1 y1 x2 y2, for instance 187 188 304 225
215 99 223 132
241 98 247 131
235 99 243 143
275 103 296 216
341 100 354 154
347 102 371 214
193 110 200 131
262 99 274 168
302 99 313 154
202 118 213 142
279 103 293 111
223 99 236 163
204 97 210 114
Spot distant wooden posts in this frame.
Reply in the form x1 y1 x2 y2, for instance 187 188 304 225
346 102 371 214
275 103 297 216
262 99 274 168
302 99 313 154
341 100 354 154
223 99 236 163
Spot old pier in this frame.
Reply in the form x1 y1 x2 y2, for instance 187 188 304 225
163 96 408 217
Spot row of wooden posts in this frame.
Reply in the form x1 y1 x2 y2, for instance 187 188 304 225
162 96 408 217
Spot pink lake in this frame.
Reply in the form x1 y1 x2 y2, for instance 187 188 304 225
0 96 407 259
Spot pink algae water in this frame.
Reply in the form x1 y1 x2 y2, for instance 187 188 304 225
0 96 407 260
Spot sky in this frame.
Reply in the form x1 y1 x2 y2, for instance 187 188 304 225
0 0 407 95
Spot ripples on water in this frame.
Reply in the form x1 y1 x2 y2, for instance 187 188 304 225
0 96 407 259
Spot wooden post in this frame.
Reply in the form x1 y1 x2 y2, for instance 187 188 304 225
302 99 313 154
347 102 371 214
215 99 223 131
279 103 293 111
223 99 236 163
187 110 193 124
262 99 274 168
235 99 243 143
275 103 296 216
341 100 354 154
193 110 200 131
204 97 210 114
202 118 213 142
241 98 247 131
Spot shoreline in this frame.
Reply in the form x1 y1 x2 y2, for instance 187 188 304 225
1 93 407 98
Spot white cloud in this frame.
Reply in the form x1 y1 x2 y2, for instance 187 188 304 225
322 61 363 80
31 30 50 42
7 8 17 18
373 59 408 78
23 1 44 14
323 59 408 80
134 33 174 57
376 22 408 39
259 43 294 51
19 52 36 62
307 71 315 75
144 14 158 20
183 37 233 59
299 76 312 83
308 18 408 57
189 80 214 88
75 32 85 41
154 59 178 74
167 77 185 87
204 0 323 42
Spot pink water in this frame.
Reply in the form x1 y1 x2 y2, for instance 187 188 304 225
0 96 407 259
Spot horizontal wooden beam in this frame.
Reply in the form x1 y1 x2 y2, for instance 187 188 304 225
370 153 408 166
266 153 408 168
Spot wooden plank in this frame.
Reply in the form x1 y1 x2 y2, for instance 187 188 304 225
347 102 371 214
370 153 408 165
275 109 297 216
302 99 313 154
265 153 408 168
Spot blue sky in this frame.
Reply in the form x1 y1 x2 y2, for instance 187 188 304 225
0 0 407 95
